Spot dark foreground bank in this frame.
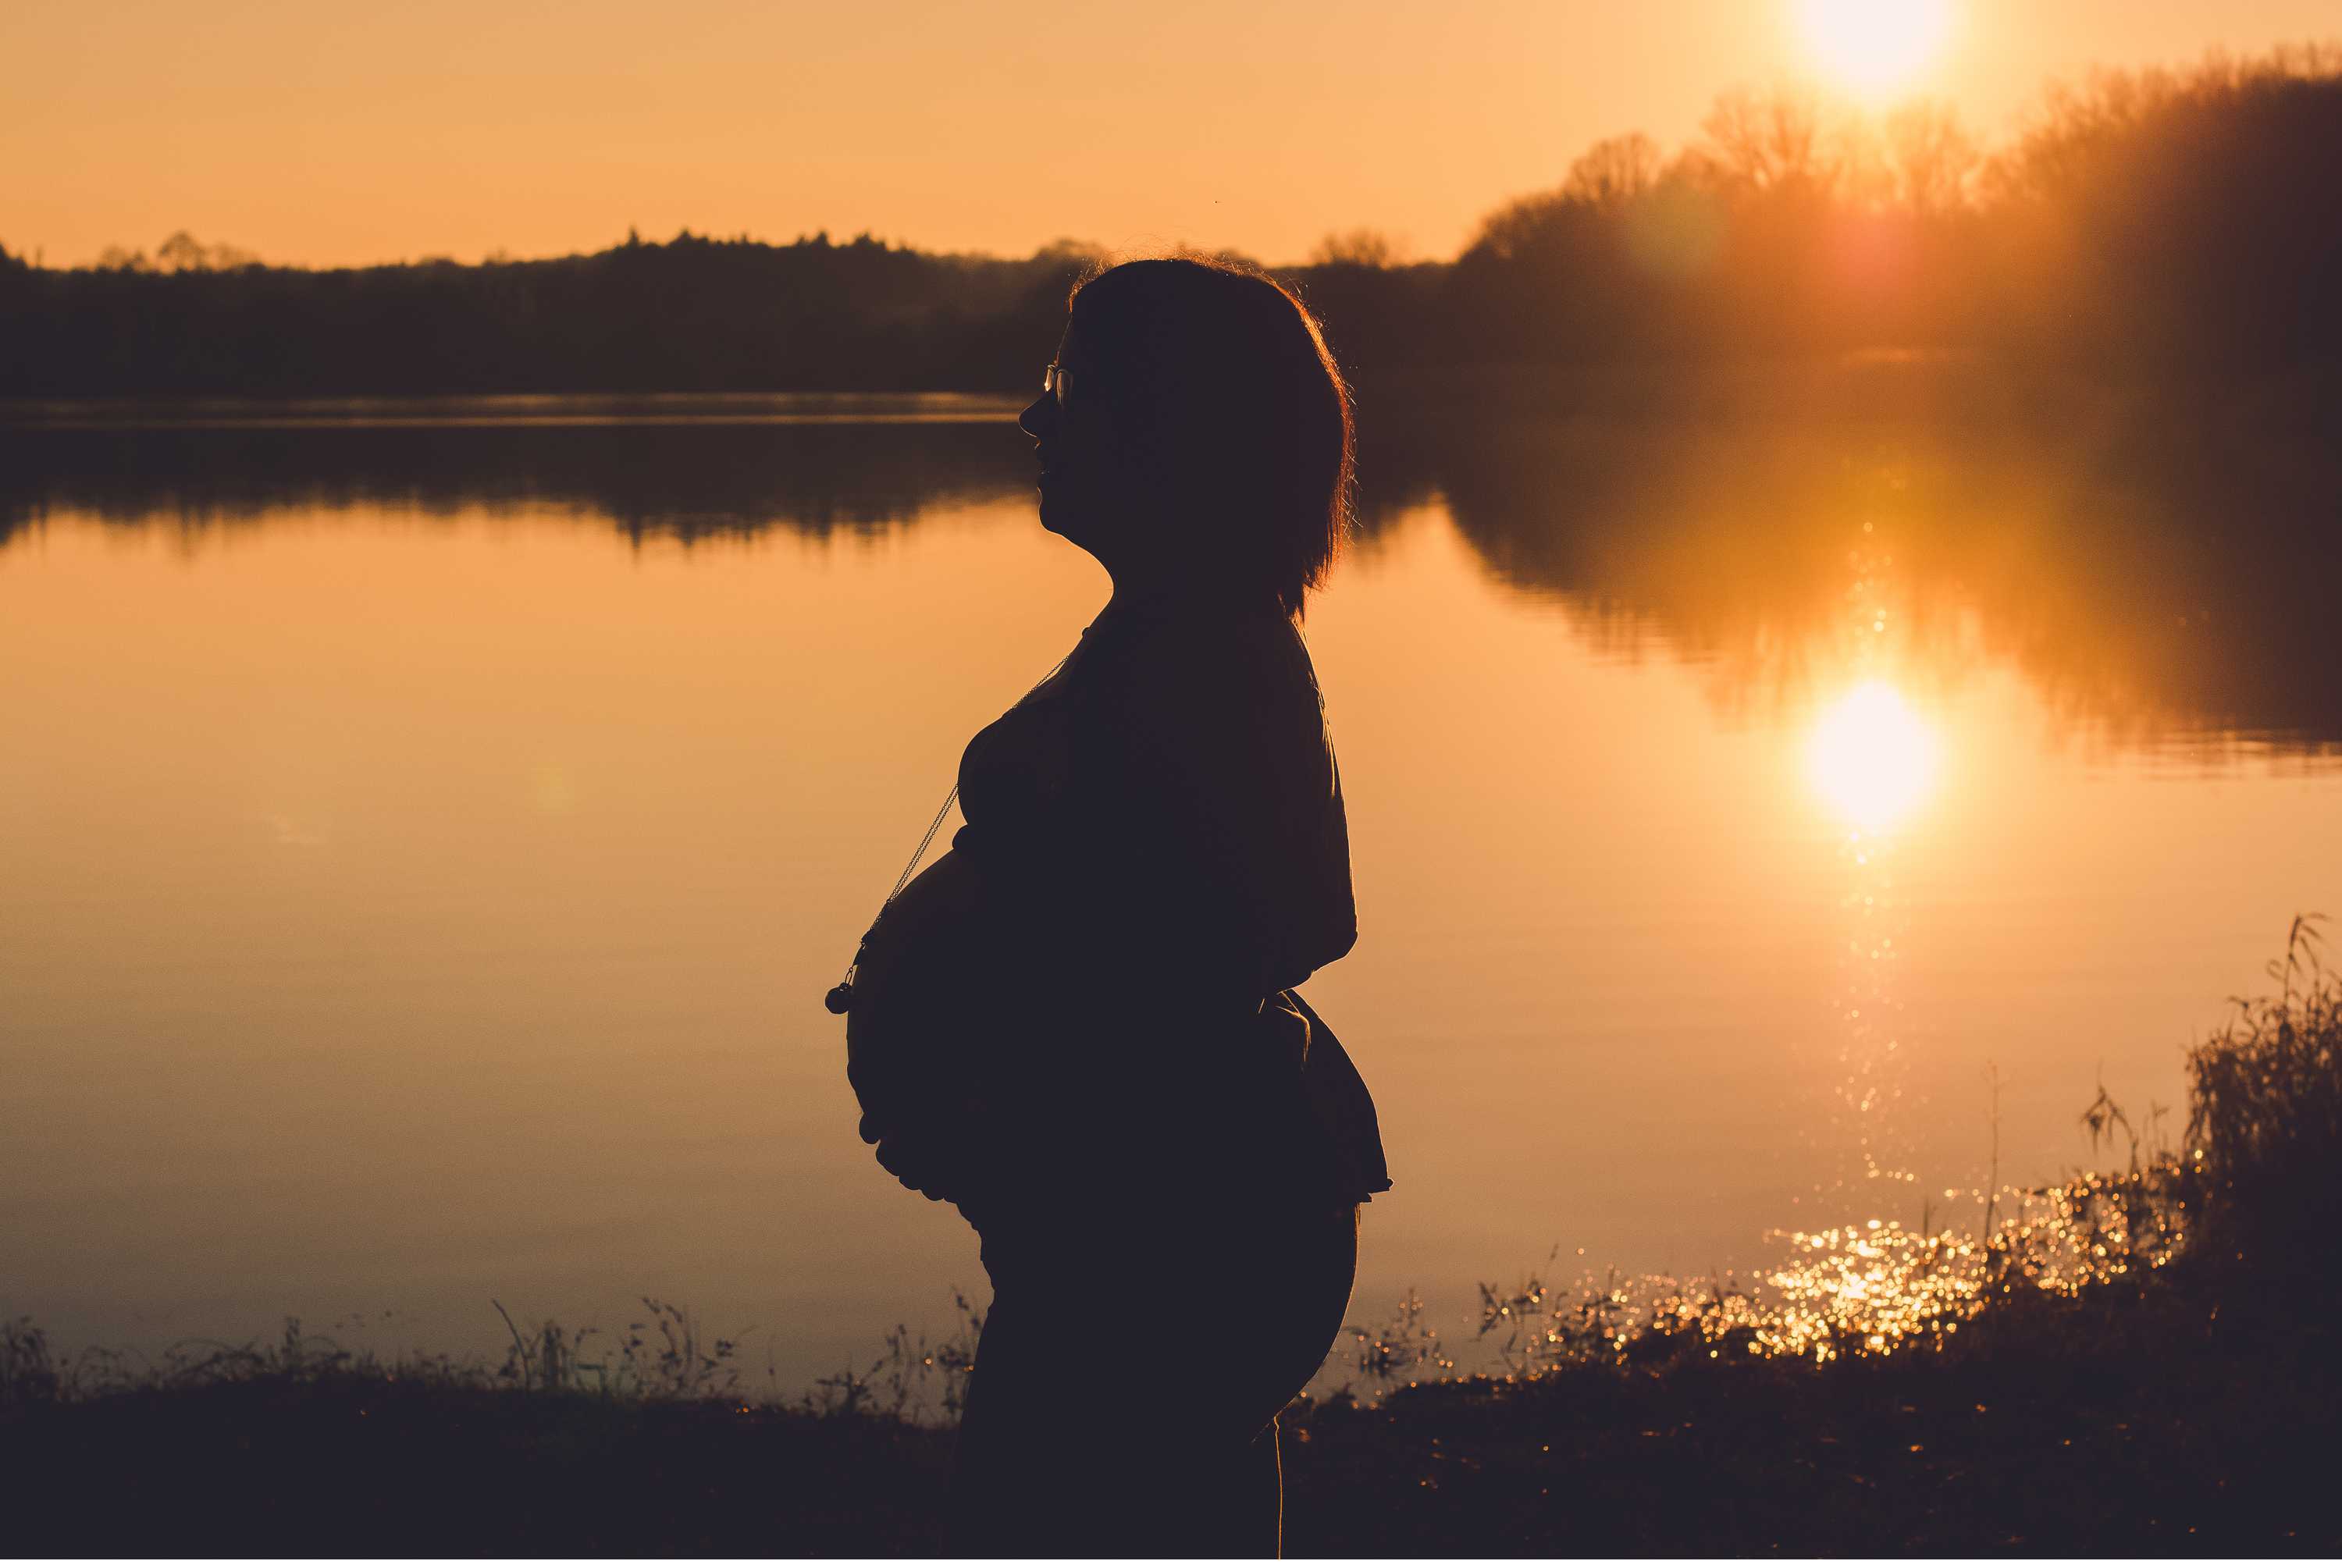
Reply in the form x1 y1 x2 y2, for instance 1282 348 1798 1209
1 1261 2333 1557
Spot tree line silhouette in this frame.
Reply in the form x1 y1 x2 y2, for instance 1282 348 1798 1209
2 47 2337 396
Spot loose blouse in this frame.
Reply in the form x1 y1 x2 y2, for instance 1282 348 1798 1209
947 593 1387 1219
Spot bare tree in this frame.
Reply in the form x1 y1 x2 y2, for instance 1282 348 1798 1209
1308 229 1400 268
1561 133 1663 207
147 232 260 273
1696 85 1838 197
1885 99 1980 215
154 231 209 272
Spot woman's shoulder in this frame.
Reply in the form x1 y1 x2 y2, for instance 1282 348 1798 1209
1106 603 1319 696
1089 606 1335 784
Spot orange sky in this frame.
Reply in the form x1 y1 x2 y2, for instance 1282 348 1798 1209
3 0 2333 269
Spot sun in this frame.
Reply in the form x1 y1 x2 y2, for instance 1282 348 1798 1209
1807 680 1941 830
1796 0 1952 98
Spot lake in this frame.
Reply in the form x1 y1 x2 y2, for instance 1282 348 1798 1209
4 386 2337 1393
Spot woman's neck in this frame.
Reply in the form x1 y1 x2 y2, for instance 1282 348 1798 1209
1101 564 1281 622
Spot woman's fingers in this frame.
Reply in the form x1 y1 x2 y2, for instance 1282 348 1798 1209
875 1130 950 1197
874 1132 923 1180
874 1118 982 1202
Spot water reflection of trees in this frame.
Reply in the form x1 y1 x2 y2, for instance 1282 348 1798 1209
5 383 2336 754
0 417 1034 547
1382 375 2342 754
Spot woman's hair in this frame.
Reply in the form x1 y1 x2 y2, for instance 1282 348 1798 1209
1066 256 1354 618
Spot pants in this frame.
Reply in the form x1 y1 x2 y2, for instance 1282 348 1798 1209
946 1199 1360 1559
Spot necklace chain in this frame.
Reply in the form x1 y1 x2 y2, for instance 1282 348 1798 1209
828 650 1073 1008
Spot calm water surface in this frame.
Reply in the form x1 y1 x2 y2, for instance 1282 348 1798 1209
3 393 2337 1389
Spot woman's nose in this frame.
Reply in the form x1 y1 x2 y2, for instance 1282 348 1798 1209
1018 392 1058 439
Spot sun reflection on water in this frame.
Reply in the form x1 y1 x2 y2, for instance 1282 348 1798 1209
1450 1161 2197 1382
1807 679 1940 830
1802 672 1941 1197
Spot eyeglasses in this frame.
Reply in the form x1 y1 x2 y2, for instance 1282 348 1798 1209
1041 361 1070 408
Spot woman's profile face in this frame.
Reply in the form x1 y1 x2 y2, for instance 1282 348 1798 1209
1018 317 1126 556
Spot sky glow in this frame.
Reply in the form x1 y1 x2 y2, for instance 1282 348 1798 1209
1 0 2333 267
1797 0 1954 98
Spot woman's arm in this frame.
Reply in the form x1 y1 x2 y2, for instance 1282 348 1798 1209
1050 616 1356 1022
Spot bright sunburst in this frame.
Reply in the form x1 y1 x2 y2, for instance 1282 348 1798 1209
1796 0 1952 98
1808 681 1940 830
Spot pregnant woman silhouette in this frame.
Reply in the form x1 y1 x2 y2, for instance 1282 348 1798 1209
835 256 1390 1557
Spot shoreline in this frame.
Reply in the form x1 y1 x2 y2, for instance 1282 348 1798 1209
5 1257 2333 1556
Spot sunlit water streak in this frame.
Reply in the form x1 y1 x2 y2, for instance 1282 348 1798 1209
1383 1157 2199 1392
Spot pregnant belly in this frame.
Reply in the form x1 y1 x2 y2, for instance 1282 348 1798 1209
844 848 1030 1135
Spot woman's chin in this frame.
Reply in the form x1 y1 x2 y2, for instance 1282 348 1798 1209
1037 492 1088 542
